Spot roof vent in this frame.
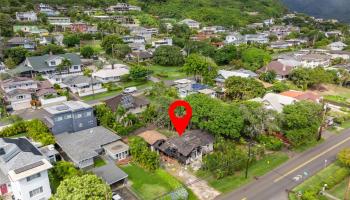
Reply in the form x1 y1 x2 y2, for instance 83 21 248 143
56 105 69 111
0 148 5 156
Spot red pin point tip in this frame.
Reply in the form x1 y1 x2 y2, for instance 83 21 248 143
168 100 192 137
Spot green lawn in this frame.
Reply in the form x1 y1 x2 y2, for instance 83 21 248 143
329 177 349 199
94 157 107 167
197 152 289 193
121 164 198 200
81 90 122 101
149 65 187 80
289 163 350 200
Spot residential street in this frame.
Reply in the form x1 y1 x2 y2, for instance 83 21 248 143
216 129 350 200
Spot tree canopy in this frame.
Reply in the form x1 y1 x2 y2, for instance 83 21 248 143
183 53 218 84
224 77 266 100
153 45 184 66
52 174 112 200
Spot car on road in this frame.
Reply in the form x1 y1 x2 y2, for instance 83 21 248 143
123 87 137 94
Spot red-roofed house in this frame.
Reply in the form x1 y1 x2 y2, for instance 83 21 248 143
280 90 322 103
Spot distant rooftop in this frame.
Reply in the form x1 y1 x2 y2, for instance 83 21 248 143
44 101 92 115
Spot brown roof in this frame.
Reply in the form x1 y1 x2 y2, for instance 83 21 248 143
104 94 150 112
137 130 167 145
259 61 293 76
280 90 320 102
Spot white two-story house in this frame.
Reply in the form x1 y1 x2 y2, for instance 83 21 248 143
0 137 53 200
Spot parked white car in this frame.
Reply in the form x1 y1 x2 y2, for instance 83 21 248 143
123 87 137 94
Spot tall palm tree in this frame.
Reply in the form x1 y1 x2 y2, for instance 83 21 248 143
83 68 95 99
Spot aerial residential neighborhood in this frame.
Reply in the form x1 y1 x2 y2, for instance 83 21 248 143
0 1 350 200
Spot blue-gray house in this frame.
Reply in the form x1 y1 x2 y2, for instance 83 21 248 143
43 101 97 134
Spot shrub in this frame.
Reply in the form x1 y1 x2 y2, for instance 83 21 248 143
338 148 350 167
258 135 284 151
0 121 27 137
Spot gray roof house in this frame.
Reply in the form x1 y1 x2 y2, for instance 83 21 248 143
55 126 121 169
155 130 214 165
0 138 53 199
62 75 107 97
12 53 82 76
7 37 36 51
43 101 97 135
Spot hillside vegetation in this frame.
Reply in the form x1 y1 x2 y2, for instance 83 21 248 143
0 0 286 27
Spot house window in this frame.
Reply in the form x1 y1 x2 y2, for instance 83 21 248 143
86 111 91 117
78 123 83 128
64 114 72 119
74 66 79 70
50 61 56 66
55 116 63 121
75 113 82 118
26 173 41 182
29 186 43 198
16 95 24 100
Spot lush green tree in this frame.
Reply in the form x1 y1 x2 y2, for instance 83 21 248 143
224 77 266 100
130 65 152 81
185 94 243 139
203 138 248 179
184 41 216 58
80 46 95 58
338 148 350 167
171 23 191 39
290 67 338 89
26 119 55 145
241 47 272 71
52 174 112 200
4 47 28 65
269 82 290 93
153 46 184 66
4 58 16 69
146 82 178 99
35 44 65 55
63 34 80 47
259 71 276 83
111 44 131 59
101 34 123 55
280 101 323 147
214 45 238 65
0 13 13 37
129 136 160 171
239 101 278 138
183 54 218 84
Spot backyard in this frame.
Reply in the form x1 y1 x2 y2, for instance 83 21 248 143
149 65 188 81
197 152 289 193
121 164 198 200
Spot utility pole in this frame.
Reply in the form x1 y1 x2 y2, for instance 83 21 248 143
317 101 327 141
245 141 252 179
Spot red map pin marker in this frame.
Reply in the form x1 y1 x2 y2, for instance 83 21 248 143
168 100 192 137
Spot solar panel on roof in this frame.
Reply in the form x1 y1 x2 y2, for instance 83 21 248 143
121 95 134 109
14 161 44 174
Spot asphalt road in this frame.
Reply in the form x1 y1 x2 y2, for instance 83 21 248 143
216 129 350 200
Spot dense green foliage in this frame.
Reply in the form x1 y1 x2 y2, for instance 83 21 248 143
183 54 218 85
280 101 323 147
4 47 28 66
153 45 184 66
52 174 112 200
101 34 124 55
224 77 266 100
80 46 95 58
129 136 160 171
203 138 248 178
241 47 272 71
129 65 153 81
141 0 285 27
0 119 55 145
185 94 243 139
290 67 339 89
337 148 350 167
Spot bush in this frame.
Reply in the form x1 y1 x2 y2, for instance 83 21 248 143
257 135 284 151
338 148 350 167
0 121 27 137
